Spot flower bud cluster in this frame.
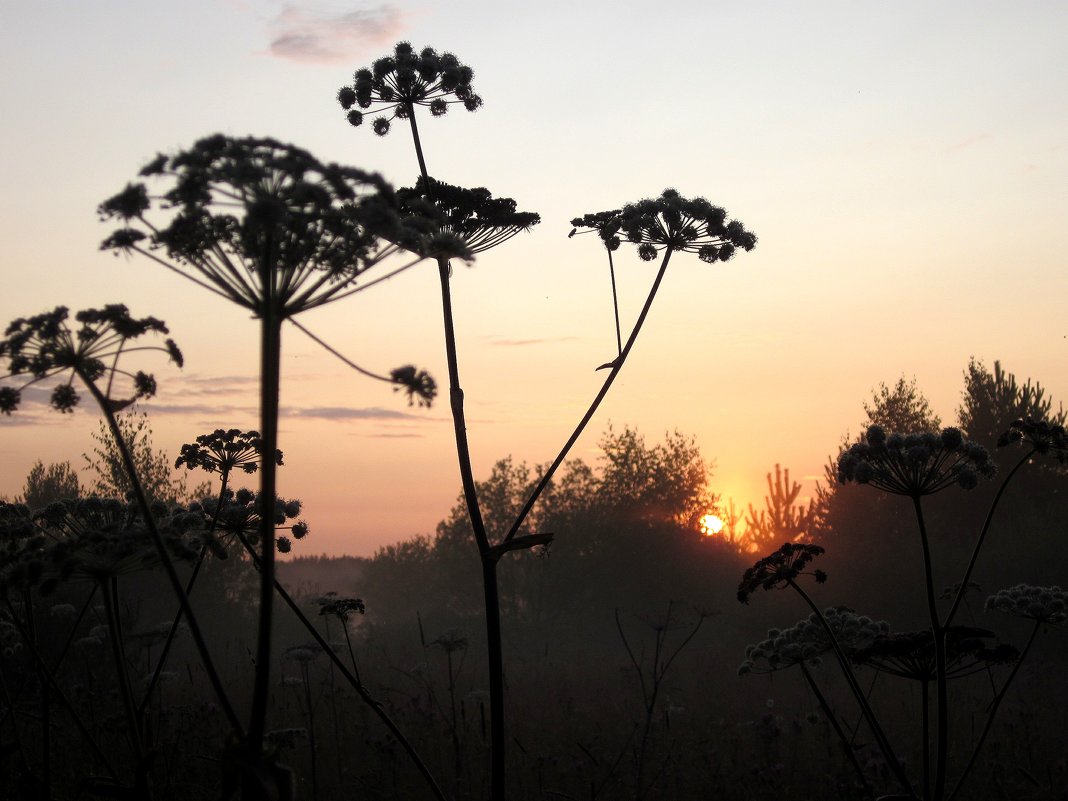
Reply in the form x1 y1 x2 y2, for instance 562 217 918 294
737 542 827 604
175 429 283 476
837 425 996 497
572 189 756 262
337 42 482 135
998 418 1068 463
739 607 888 675
0 305 181 415
986 584 1068 624
855 626 1018 680
195 489 309 557
318 592 366 622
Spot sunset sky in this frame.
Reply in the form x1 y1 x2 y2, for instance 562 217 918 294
2 1 1066 556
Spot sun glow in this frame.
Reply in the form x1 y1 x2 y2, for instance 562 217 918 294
699 514 725 537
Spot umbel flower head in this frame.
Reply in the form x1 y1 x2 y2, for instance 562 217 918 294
318 592 366 622
196 488 308 557
397 176 540 254
337 42 482 135
389 365 437 407
986 584 1068 625
739 607 889 675
1 497 198 596
0 305 182 415
837 425 997 497
98 135 462 318
737 542 827 604
998 418 1068 463
854 626 1019 681
572 189 757 263
175 429 283 476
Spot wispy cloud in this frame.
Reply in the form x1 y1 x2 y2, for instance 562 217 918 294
266 3 406 64
286 406 428 421
486 336 580 347
945 134 990 153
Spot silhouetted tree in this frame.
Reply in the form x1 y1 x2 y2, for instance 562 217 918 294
743 464 816 552
864 375 941 433
957 358 1065 451
16 460 80 508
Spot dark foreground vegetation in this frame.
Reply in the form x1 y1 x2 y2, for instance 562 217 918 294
1 39 1065 801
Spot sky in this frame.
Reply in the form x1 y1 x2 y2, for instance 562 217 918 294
1 1 1067 556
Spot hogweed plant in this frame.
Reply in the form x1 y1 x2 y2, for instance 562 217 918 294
339 41 755 801
738 422 1068 801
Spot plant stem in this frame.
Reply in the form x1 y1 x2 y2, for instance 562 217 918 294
233 531 449 801
945 450 1033 627
102 576 144 765
911 496 948 801
79 374 242 736
505 248 675 542
788 580 914 796
799 662 875 799
947 619 1042 801
249 307 283 752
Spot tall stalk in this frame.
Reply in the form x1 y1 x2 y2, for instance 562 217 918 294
910 497 948 801
79 374 242 736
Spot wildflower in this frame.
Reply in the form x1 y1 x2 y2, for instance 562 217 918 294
318 595 366 622
338 42 482 134
986 584 1068 625
573 189 757 262
854 626 1019 681
199 489 307 553
0 305 181 415
429 629 468 653
998 418 1068 462
390 365 437 407
397 176 540 254
175 429 283 476
739 607 889 675
837 425 997 497
98 135 457 318
737 542 827 604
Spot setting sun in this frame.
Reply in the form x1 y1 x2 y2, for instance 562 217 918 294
699 514 725 537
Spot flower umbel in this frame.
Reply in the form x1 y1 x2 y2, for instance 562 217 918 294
574 189 757 263
737 542 828 604
99 135 443 318
837 425 997 496
337 42 482 135
739 608 889 675
986 584 1068 625
997 418 1068 463
854 626 1018 681
0 305 182 415
175 429 284 476
398 176 540 254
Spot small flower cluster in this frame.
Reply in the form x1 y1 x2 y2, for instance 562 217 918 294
318 593 366 622
837 425 996 496
737 542 827 604
398 176 540 254
986 584 1068 625
389 365 438 407
0 305 181 415
855 626 1018 681
337 42 482 135
197 489 308 555
1 497 198 595
739 607 889 675
998 418 1068 462
175 429 283 476
572 189 757 262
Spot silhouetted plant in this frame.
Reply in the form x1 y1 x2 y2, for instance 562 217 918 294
742 418 1068 801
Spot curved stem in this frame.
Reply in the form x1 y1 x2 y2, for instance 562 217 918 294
911 496 948 801
233 531 448 801
505 248 674 542
80 375 242 736
945 450 1033 627
947 620 1042 801
140 471 228 713
800 663 875 800
607 249 622 356
789 580 914 796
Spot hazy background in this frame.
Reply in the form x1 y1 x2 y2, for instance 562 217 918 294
2 0 1066 555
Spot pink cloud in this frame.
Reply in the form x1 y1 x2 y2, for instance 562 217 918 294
266 4 406 64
